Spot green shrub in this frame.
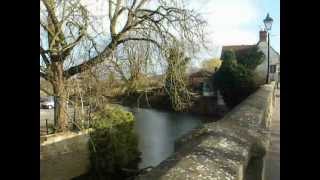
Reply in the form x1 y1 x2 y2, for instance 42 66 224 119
236 46 265 70
88 105 141 180
214 50 258 108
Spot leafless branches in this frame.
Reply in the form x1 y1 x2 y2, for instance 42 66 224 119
40 0 208 130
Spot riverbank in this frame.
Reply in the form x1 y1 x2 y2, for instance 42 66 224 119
64 106 220 180
113 91 229 122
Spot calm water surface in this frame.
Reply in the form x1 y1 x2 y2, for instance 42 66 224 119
127 107 208 169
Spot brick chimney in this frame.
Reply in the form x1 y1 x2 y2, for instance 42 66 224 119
259 30 267 42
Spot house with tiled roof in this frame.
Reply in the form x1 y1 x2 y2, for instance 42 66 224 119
188 69 214 95
221 30 280 83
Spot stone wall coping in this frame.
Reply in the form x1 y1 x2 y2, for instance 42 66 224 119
41 129 93 146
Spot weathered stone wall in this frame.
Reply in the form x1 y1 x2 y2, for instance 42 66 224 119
137 82 276 180
40 130 91 180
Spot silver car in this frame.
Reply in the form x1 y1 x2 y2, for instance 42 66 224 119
40 96 55 109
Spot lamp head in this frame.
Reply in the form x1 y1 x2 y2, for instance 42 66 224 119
263 13 273 31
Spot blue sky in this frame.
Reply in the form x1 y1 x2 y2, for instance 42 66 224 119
81 0 280 55
260 0 280 53
41 0 280 69
186 0 280 61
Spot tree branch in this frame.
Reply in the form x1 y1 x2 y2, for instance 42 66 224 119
130 0 137 9
42 0 59 29
64 41 116 79
117 38 161 49
113 0 122 18
42 0 67 48
135 0 148 11
61 23 87 60
109 0 113 27
61 33 85 59
64 37 161 80
40 20 54 38
40 71 50 81
40 86 53 96
110 0 124 35
40 47 51 66
44 0 206 81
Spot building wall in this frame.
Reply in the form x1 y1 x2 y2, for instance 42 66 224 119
255 42 280 83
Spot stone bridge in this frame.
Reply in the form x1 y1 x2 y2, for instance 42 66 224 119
137 82 276 180
40 82 276 180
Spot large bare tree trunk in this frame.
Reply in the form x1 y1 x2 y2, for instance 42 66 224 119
51 62 69 131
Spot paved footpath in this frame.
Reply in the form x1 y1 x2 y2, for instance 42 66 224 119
263 88 280 180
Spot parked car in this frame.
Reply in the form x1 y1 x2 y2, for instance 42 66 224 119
40 96 55 109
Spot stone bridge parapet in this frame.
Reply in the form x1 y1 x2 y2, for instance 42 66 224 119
137 82 276 180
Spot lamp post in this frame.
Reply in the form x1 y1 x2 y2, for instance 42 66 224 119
264 13 273 84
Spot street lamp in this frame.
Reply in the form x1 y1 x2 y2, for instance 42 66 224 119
264 13 273 84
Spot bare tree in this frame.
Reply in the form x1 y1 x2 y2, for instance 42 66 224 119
108 39 155 93
40 0 207 131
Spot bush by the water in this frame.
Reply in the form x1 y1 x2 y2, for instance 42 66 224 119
88 105 141 180
214 50 259 108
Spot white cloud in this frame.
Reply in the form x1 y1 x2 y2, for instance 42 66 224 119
81 0 261 47
211 30 258 45
188 0 261 46
208 1 258 26
185 0 263 60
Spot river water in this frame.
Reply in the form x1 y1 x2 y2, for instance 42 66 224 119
127 107 211 169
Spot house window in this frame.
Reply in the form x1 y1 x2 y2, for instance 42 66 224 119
270 65 276 73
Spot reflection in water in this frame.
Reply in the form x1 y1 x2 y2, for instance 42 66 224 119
128 107 203 169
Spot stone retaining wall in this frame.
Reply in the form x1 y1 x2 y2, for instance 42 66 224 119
40 130 91 180
137 82 276 180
